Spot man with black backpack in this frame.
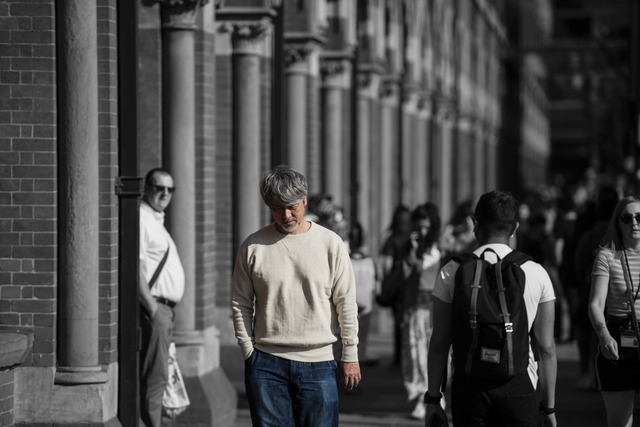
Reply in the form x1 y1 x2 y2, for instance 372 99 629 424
425 191 557 426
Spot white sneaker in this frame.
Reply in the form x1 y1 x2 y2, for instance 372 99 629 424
411 401 426 420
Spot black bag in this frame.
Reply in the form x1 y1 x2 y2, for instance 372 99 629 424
451 249 532 380
376 259 404 307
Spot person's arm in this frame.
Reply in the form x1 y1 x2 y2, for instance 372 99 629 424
589 274 618 360
332 239 362 389
424 296 452 421
532 300 557 427
231 245 256 359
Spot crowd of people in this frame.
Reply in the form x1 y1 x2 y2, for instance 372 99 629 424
139 162 640 427
302 178 640 426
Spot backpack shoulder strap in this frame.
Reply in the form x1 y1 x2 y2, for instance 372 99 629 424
465 258 484 374
494 259 515 375
503 250 531 267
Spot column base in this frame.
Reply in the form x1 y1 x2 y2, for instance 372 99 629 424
55 365 110 385
15 417 122 427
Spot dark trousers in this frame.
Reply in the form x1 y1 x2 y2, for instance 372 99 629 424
140 303 174 427
451 372 538 427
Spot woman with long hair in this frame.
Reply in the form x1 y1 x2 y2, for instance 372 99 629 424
401 202 442 420
589 194 640 427
379 204 413 365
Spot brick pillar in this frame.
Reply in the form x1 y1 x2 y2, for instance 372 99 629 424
55 0 108 386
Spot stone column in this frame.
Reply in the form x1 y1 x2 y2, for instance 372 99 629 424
378 79 400 233
356 72 380 248
55 0 107 385
160 0 206 346
438 105 455 226
401 91 419 206
284 45 312 175
413 97 430 205
321 59 350 206
224 21 270 250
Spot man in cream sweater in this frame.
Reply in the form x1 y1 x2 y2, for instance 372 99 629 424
232 165 361 427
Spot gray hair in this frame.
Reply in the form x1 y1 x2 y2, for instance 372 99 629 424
259 165 308 207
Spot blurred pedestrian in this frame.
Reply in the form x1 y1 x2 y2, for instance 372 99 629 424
519 209 571 342
400 203 442 420
139 168 185 427
440 199 477 265
588 195 640 427
379 204 413 365
349 222 378 364
231 165 360 427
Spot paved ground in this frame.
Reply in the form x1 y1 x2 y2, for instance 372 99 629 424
230 307 639 426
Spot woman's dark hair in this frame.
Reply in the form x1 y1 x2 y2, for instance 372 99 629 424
389 204 411 234
412 202 441 250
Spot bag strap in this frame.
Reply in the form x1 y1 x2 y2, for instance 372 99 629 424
503 249 531 267
621 252 640 359
148 245 170 290
465 258 484 374
494 259 515 376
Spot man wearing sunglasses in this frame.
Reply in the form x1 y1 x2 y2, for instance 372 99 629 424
139 168 184 427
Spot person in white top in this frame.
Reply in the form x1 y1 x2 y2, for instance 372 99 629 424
231 165 360 427
139 168 185 427
425 190 557 427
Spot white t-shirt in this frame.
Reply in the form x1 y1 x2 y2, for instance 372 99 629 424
433 243 556 385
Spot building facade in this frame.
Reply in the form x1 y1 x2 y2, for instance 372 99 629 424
0 0 550 425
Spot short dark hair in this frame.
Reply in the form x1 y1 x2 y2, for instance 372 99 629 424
474 191 519 237
144 167 172 186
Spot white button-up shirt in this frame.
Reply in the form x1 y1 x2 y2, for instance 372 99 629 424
139 201 185 303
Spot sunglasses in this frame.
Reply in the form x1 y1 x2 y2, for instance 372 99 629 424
149 184 176 194
619 213 640 225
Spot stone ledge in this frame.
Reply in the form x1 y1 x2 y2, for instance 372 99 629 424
0 332 30 369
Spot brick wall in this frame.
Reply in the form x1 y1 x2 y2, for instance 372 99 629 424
213 45 233 308
0 0 56 423
0 0 56 367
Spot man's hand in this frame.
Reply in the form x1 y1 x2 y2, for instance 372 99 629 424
338 361 361 391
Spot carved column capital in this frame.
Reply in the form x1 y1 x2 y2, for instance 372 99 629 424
320 57 352 77
379 78 400 100
356 73 371 89
158 0 209 29
320 58 352 88
284 43 316 69
219 19 272 54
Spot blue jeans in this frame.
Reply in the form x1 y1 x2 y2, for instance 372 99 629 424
244 349 339 427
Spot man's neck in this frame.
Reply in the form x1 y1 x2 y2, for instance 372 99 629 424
477 237 511 246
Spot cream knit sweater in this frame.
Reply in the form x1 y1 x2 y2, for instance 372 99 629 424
232 222 359 363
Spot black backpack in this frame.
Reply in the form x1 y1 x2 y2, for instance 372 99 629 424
451 248 532 381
